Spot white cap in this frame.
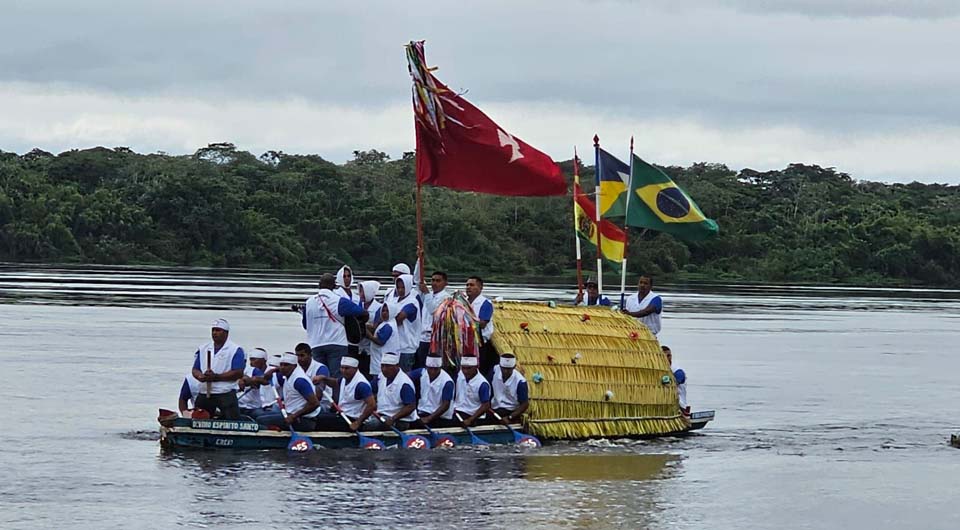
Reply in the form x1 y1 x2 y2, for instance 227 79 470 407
499 356 517 369
460 356 478 367
211 318 230 331
425 356 443 368
249 348 267 360
341 356 360 368
392 263 411 275
267 354 282 367
381 353 400 365
280 352 298 365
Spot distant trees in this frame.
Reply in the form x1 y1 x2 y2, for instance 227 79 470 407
0 144 958 286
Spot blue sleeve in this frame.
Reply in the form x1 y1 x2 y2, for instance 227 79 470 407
650 296 662 313
517 380 529 403
337 297 365 317
179 379 192 401
230 348 246 370
318 365 330 377
441 381 454 402
478 382 491 403
369 376 380 394
478 300 494 321
252 367 264 377
401 303 418 322
400 383 416 405
600 296 612 307
293 378 314 400
376 325 393 343
192 355 201 371
674 369 686 384
355 382 372 400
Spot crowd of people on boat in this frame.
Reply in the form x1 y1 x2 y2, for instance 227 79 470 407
177 263 674 432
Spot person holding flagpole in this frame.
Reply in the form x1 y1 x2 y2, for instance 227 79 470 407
622 275 663 336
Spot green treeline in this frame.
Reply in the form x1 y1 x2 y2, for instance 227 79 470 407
1 143 958 286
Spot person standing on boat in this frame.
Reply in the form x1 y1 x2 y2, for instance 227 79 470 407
294 342 333 412
574 278 612 307
357 279 382 375
366 303 401 378
454 356 492 427
382 262 411 299
416 262 451 369
257 353 322 431
335 265 360 303
388 274 420 372
662 345 689 415
409 355 457 428
191 318 246 420
490 353 530 424
370 353 418 430
238 347 269 419
300 273 366 378
622 275 663 336
465 276 497 375
336 265 367 359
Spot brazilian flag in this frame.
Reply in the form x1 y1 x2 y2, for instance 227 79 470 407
625 154 719 240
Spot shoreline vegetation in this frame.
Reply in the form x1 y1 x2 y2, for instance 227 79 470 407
1 143 958 288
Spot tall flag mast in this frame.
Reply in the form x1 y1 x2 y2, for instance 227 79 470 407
593 134 604 294
573 147 584 298
619 136 635 307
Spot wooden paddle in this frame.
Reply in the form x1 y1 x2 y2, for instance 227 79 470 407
489 410 541 448
272 388 314 453
205 349 212 398
372 411 431 450
332 403 385 450
454 412 489 446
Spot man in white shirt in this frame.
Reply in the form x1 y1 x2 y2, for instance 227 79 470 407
465 276 496 375
622 275 663 336
191 318 246 420
416 269 451 369
299 273 366 378
662 345 689 415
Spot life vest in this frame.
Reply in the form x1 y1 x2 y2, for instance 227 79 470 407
470 294 495 342
454 371 490 416
238 365 263 409
196 340 243 394
491 365 527 411
418 368 454 420
376 371 418 422
282 366 320 418
338 370 371 419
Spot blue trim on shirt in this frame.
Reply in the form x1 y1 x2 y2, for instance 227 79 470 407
338 297 366 317
192 355 201 371
355 382 372 400
517 380 529 403
318 365 330 377
368 375 380 394
400 383 416 405
179 379 192 401
441 381 454 402
650 295 663 313
401 303 418 322
376 324 393 344
674 369 686 384
293 378 314 400
251 367 264 377
478 300 494 321
478 382 491 403
230 348 246 370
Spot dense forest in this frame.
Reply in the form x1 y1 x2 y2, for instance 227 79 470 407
1 143 958 286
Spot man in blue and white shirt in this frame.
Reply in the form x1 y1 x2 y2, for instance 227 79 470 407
490 353 530 424
454 356 492 427
622 275 663 336
238 347 269 419
416 268 451 369
370 353 418 429
409 355 456 427
466 276 496 375
191 318 246 420
301 273 366 378
257 353 322 431
388 274 420 372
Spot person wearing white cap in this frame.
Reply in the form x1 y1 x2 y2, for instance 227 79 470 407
408 355 457 427
295 342 333 411
191 318 246 420
370 353 418 429
453 356 492 427
365 303 400 378
238 347 270 419
415 265 451 370
256 352 322 431
382 262 411 300
299 273 366 378
387 274 420 372
260 353 284 413
490 353 530 424
465 276 497 375
317 356 377 431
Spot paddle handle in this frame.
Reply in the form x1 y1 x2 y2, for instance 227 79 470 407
489 410 516 434
205 350 212 398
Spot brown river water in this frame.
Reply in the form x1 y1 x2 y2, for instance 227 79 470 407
1 264 959 529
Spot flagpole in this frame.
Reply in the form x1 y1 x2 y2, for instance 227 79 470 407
593 134 603 295
573 147 583 298
416 181 425 284
619 136 634 307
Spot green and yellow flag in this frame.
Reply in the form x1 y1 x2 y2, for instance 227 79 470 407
625 154 719 240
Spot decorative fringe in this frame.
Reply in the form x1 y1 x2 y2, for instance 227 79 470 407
491 301 685 440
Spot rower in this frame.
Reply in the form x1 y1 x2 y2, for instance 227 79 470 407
371 353 418 430
191 318 246 420
257 353 322 431
622 275 663 336
574 278 612 307
389 274 420 372
662 345 689 415
261 353 284 413
366 303 401 378
295 342 333 412
465 276 497 375
409 355 456 427
319 356 377 431
177 372 201 417
490 353 530 424
453 356 492 427
238 347 269 419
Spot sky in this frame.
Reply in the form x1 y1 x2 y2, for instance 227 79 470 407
1 0 959 183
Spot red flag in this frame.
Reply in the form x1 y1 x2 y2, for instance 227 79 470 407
410 66 566 196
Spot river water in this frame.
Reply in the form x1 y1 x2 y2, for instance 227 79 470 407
2 264 959 529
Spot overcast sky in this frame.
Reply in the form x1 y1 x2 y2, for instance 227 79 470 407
1 0 958 183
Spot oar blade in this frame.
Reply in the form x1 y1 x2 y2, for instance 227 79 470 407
400 434 432 450
469 431 489 446
432 434 456 448
287 432 314 453
357 433 386 450
513 431 542 448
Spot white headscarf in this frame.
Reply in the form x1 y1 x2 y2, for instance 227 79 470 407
387 274 417 322
392 263 411 275
336 265 354 300
359 280 381 305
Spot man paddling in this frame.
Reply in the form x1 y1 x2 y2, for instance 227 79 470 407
238 347 269 419
453 356 492 427
191 319 246 420
622 275 663 336
490 353 530 424
318 356 377 431
465 276 497 375
257 353 322 431
409 355 457 427
370 353 418 429
295 342 332 412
